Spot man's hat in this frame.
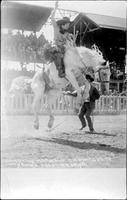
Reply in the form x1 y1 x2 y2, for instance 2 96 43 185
56 17 71 26
86 73 94 82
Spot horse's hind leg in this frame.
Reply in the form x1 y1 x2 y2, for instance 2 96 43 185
32 85 45 130
46 90 57 129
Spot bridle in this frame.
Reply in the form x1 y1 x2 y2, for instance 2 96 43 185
79 58 110 84
96 66 110 83
73 47 110 84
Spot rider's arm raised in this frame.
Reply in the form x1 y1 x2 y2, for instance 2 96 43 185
51 1 58 29
50 1 59 40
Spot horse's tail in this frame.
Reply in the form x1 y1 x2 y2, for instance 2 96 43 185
9 77 32 94
25 79 32 84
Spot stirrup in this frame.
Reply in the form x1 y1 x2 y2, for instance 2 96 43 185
58 72 66 78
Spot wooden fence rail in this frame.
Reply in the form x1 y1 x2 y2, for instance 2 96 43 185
4 93 127 115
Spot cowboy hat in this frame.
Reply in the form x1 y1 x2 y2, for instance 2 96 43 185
86 73 94 82
56 17 71 26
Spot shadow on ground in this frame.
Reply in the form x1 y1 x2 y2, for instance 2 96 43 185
84 131 116 136
27 135 126 154
62 131 116 137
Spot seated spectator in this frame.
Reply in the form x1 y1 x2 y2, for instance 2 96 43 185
120 91 127 96
38 33 48 47
116 69 123 80
112 89 119 96
1 31 48 64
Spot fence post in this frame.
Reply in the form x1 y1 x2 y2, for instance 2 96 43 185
102 96 105 114
116 96 120 113
98 96 101 114
5 93 127 115
111 96 115 113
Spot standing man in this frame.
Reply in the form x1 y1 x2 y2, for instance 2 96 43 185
78 74 100 133
64 73 100 133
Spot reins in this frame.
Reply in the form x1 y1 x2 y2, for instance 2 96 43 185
97 67 110 83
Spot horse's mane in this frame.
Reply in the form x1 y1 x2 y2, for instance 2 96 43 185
77 46 103 58
76 46 104 67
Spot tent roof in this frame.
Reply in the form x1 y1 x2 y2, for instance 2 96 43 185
85 13 126 31
1 2 126 32
70 12 126 32
1 2 52 32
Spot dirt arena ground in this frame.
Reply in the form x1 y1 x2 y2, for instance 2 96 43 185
1 114 126 168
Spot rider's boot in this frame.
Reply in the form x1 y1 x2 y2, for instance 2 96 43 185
58 58 65 78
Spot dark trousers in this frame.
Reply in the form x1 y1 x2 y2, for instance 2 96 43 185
78 102 95 131
54 53 65 78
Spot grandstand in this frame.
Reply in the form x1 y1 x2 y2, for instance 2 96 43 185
1 1 126 93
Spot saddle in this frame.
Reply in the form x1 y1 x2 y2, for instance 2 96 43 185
43 43 66 78
43 39 76 79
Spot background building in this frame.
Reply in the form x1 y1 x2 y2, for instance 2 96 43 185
1 1 126 92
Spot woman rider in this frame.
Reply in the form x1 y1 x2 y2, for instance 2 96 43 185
51 1 75 78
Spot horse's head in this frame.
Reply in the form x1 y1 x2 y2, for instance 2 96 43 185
64 45 111 94
95 61 110 80
94 61 111 94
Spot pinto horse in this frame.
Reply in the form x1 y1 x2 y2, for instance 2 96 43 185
31 45 110 129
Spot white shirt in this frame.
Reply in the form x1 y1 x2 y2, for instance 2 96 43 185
81 80 91 102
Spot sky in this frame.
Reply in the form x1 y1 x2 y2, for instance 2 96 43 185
18 1 126 18
16 0 126 41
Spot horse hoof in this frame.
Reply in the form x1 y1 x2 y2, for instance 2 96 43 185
48 122 53 128
48 117 54 128
34 123 39 130
74 108 79 114
46 128 52 132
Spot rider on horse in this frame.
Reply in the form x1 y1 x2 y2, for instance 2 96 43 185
51 1 75 78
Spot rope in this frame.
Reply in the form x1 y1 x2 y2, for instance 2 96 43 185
62 93 69 113
91 110 94 124
48 118 67 131
36 64 43 69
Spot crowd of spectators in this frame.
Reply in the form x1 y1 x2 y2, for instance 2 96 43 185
110 61 124 80
1 30 48 64
108 89 127 96
2 31 125 80
1 30 126 95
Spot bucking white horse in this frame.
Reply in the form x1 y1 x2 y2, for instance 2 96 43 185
31 45 110 129
9 45 110 130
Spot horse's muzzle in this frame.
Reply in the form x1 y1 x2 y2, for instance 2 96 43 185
101 61 107 66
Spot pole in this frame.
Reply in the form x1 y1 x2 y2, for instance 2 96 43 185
34 62 36 72
80 21 82 46
73 25 75 36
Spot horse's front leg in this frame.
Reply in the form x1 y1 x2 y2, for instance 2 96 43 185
105 82 110 95
66 70 81 93
46 90 58 129
32 95 41 130
66 69 82 107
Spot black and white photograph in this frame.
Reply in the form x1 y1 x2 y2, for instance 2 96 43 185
1 0 126 199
